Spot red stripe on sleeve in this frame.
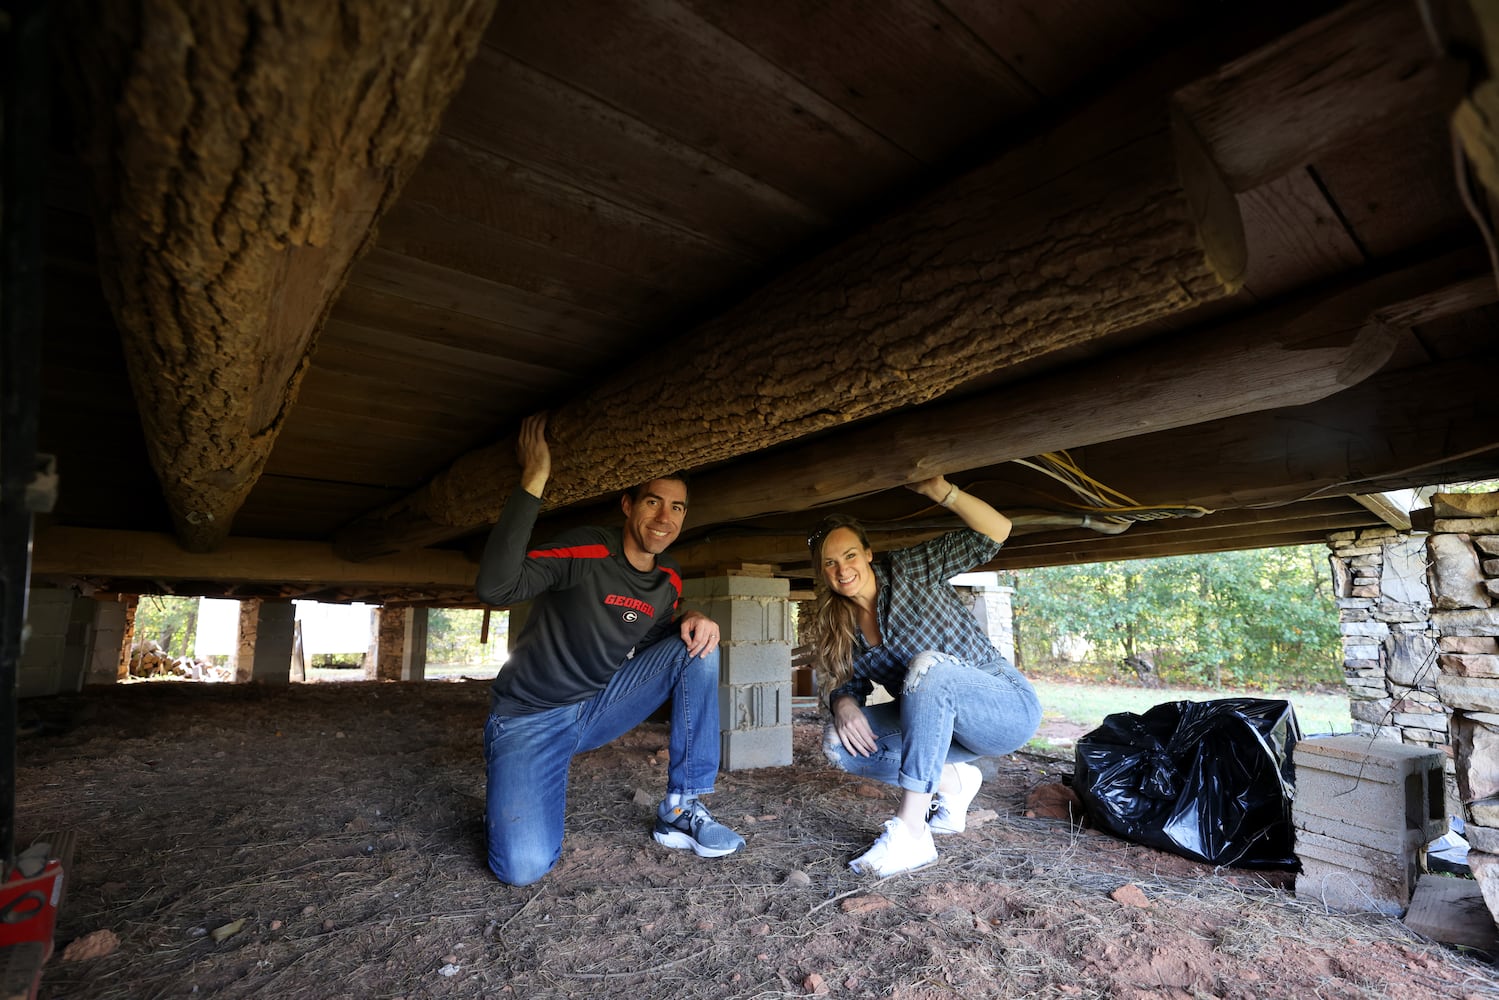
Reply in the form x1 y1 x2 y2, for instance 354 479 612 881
661 567 682 606
527 544 612 560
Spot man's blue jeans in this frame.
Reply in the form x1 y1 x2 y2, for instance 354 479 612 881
483 637 721 885
823 652 1041 794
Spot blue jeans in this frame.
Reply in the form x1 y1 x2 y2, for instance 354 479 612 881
483 638 721 885
823 651 1041 794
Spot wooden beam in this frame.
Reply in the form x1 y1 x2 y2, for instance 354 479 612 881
674 251 1483 528
332 59 1254 560
988 524 1375 570
1351 492 1414 530
1054 355 1499 513
668 501 1380 578
1173 0 1461 192
31 526 475 589
58 0 498 552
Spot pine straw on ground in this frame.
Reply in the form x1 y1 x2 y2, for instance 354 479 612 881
16 680 1499 1000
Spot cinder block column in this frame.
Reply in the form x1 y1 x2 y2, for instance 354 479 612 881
371 606 430 680
251 601 295 684
402 608 429 681
86 597 132 685
60 594 96 692
965 581 1016 664
681 575 793 770
17 587 80 698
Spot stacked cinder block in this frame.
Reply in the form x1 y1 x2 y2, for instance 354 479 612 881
1293 734 1446 916
681 574 794 770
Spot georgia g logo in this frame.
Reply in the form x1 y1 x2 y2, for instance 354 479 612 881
604 594 655 624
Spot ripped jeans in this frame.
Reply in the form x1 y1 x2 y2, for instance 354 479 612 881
823 651 1042 794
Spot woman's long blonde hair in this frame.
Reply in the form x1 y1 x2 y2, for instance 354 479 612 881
806 514 874 707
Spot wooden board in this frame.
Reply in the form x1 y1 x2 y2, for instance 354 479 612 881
1403 873 1499 954
483 0 919 214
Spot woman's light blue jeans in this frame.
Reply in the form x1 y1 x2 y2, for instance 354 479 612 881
483 637 721 886
823 651 1041 794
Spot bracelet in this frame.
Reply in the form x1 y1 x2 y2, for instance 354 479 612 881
939 483 960 508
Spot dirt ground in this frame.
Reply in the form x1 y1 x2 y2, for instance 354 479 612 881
15 679 1499 1000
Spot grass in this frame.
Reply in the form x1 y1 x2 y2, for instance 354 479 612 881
1027 676 1354 754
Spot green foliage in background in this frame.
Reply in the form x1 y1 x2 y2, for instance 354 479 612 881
1011 544 1341 690
132 594 201 658
426 608 509 665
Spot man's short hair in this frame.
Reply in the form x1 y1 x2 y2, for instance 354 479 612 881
624 473 690 504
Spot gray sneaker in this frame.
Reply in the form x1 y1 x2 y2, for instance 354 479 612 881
653 799 745 858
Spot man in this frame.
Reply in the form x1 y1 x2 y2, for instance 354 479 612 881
476 413 744 885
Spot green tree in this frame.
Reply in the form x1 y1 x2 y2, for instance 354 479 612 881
426 608 509 666
1012 544 1341 690
133 595 200 658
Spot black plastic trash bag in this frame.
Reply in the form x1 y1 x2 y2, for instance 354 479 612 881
1072 698 1301 869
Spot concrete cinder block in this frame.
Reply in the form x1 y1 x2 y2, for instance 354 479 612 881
719 642 790 686
1295 858 1410 917
1292 735 1446 842
1293 809 1428 855
1294 826 1422 892
720 725 792 770
681 576 789 599
689 598 791 643
719 682 791 730
24 588 73 637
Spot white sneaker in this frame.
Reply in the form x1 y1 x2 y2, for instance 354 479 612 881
928 762 983 835
849 817 937 876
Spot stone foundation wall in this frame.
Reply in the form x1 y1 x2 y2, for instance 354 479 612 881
1328 491 1499 924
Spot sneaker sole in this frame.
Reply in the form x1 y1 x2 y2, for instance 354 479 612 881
850 853 938 877
653 828 742 858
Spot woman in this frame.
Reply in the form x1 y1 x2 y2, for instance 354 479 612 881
809 476 1042 876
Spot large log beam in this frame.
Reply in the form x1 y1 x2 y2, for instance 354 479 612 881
335 0 1456 562
648 251 1490 528
59 0 498 552
332 89 1249 559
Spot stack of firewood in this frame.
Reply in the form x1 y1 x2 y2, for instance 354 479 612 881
128 640 230 681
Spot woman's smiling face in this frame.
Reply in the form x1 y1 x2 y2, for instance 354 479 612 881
820 526 876 603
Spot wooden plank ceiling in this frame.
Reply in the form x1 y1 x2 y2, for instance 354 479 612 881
28 0 1499 605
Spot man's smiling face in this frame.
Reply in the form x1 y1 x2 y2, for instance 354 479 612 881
621 478 687 566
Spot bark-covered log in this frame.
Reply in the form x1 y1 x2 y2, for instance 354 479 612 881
335 102 1248 560
59 0 498 551
675 251 1484 527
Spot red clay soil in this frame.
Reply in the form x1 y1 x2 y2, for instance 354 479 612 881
14 679 1499 999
